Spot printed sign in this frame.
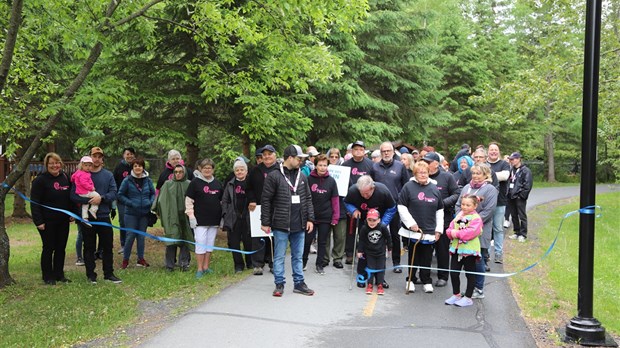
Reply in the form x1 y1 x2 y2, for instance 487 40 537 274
328 165 351 197
250 205 270 237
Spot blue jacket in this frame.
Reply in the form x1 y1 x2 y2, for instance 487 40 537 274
118 172 155 217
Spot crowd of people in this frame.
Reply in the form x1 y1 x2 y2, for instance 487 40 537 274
30 141 534 305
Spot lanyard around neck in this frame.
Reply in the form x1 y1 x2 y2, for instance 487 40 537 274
280 163 301 193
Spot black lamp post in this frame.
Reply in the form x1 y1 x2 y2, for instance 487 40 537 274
561 0 617 346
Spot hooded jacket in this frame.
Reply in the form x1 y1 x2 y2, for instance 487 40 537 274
221 176 249 231
118 170 155 217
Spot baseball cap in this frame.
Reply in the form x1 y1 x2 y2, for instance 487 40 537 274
399 147 410 154
411 149 419 154
261 145 276 154
307 149 320 156
367 209 380 220
422 152 440 163
90 147 104 156
509 152 522 159
80 156 93 163
283 145 309 158
352 140 365 149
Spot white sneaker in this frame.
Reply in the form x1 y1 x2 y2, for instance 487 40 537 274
518 235 526 242
423 284 434 293
472 287 485 299
508 234 519 240
405 281 415 293
310 244 317 254
503 220 510 228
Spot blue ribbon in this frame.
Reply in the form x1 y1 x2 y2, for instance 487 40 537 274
357 205 602 284
3 182 260 255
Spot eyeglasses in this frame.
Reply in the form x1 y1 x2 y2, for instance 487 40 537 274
474 156 485 159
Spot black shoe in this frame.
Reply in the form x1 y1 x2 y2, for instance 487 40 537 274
321 261 329 267
166 267 175 272
435 279 447 287
357 281 365 288
393 264 402 273
44 280 56 285
333 261 344 269
293 282 315 296
88 277 97 284
345 257 353 265
104 275 122 284
316 265 325 275
382 280 390 289
235 267 244 274
57 277 72 283
94 251 103 260
273 283 284 297
485 262 491 272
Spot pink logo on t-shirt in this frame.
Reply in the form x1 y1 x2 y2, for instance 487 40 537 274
53 182 69 191
417 191 436 203
311 184 327 194
123 171 129 178
203 186 220 195
235 185 245 194
351 168 367 176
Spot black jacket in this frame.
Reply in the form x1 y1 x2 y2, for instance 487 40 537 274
30 171 73 226
221 177 249 231
261 165 314 232
508 164 533 200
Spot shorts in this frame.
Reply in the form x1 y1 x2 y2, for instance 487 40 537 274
194 225 218 254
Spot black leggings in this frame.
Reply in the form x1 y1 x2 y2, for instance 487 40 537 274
450 254 477 298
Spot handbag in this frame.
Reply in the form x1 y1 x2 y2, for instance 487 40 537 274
147 211 158 227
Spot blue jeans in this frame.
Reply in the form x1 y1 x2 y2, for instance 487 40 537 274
123 214 148 260
493 205 506 256
273 230 305 285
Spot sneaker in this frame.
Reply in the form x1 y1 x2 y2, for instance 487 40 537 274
195 270 204 279
203 268 213 274
377 284 384 295
485 262 490 272
75 258 85 266
117 248 124 254
235 267 244 274
302 263 308 271
333 261 344 269
435 279 447 287
316 266 325 275
382 280 390 289
121 259 129 269
503 220 510 228
445 294 462 305
472 288 485 299
44 280 56 286
423 284 434 293
88 277 97 284
181 265 189 272
393 264 402 273
405 281 415 293
345 257 353 265
293 282 315 296
137 259 150 267
495 254 503 264
508 234 519 240
273 283 284 297
57 277 72 283
252 267 263 275
104 275 122 284
310 244 317 254
455 296 474 307
518 235 526 242
366 283 373 295
357 281 365 288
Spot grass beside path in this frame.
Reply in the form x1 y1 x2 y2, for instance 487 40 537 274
505 191 619 346
1 194 247 347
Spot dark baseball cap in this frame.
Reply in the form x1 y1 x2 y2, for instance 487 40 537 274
422 152 440 163
352 140 365 149
283 145 309 158
509 152 522 159
261 145 276 154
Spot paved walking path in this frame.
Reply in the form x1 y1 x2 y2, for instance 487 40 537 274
142 185 619 347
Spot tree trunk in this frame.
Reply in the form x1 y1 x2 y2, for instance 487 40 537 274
11 141 30 218
0 0 24 94
544 131 556 182
0 190 15 287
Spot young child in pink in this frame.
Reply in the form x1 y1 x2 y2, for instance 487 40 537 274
71 156 101 223
444 194 483 307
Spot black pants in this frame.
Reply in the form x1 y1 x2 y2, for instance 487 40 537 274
450 254 477 298
435 232 451 281
388 213 402 265
252 236 273 268
228 217 252 270
509 198 528 237
165 244 191 269
82 217 114 279
406 242 433 284
38 220 70 281
366 254 386 285
117 202 126 247
303 223 330 267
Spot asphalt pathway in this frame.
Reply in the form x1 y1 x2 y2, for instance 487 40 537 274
142 184 619 347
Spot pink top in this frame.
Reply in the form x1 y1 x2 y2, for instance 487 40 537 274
71 170 95 195
445 211 483 242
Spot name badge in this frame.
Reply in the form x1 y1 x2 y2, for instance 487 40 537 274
509 183 515 189
291 195 300 204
